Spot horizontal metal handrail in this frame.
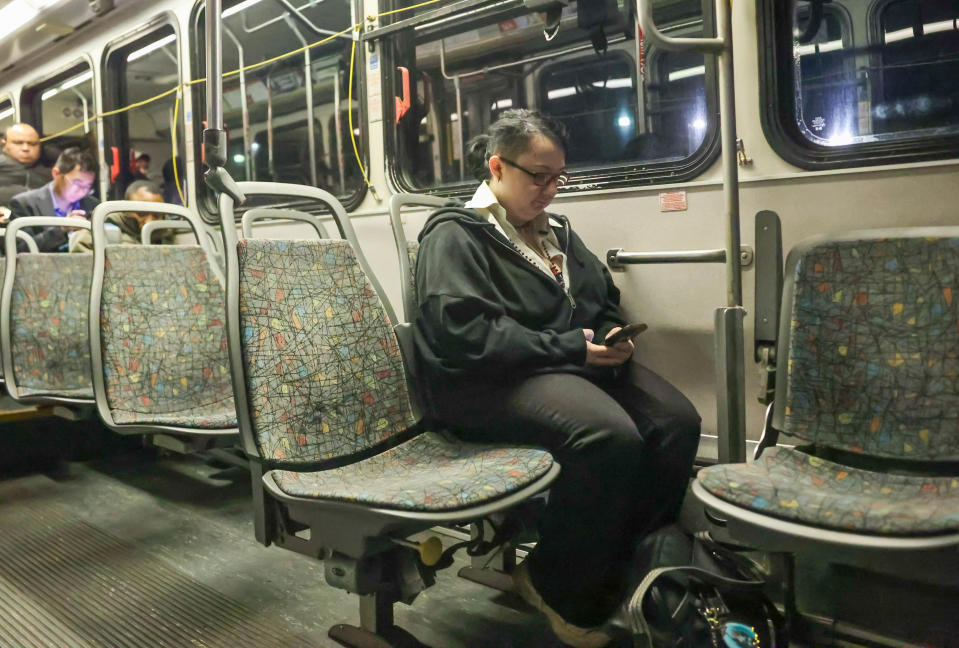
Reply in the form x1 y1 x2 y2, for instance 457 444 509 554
606 246 752 270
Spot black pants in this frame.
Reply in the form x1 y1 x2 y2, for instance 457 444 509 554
436 366 701 627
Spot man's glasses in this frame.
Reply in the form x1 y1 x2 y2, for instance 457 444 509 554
497 156 569 187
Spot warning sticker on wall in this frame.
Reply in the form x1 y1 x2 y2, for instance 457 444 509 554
659 190 687 212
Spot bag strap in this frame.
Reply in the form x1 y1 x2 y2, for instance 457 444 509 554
627 564 766 646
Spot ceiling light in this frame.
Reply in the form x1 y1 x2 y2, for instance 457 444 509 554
223 0 264 19
128 34 177 62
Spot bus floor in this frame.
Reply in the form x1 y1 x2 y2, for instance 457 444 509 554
0 432 954 647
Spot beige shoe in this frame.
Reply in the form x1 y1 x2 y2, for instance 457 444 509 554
512 561 611 648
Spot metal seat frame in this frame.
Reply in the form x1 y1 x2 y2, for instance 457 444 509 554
88 201 237 444
1 217 97 408
218 182 560 648
693 227 959 641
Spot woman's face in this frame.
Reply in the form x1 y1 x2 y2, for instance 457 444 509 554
489 133 566 225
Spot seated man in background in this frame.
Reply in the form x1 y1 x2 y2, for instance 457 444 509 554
9 147 99 252
69 180 174 253
0 123 51 210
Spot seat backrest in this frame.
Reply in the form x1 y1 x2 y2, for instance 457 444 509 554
90 201 235 429
0 228 37 381
241 207 331 240
1 218 94 400
773 230 959 461
387 193 459 323
220 183 415 468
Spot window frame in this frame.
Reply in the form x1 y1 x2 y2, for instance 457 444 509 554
0 94 16 125
19 56 99 147
100 14 183 201
757 0 959 170
188 0 369 221
379 0 721 198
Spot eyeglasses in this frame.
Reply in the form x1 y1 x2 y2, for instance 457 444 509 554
497 156 569 187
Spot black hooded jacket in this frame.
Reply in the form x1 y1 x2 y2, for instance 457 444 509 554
0 151 51 208
412 206 627 402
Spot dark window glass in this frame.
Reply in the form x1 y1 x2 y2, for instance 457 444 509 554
0 98 14 134
103 25 185 203
20 62 100 198
385 0 716 192
875 0 959 137
790 0 959 147
192 0 366 211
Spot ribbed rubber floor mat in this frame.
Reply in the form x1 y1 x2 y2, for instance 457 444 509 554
0 499 315 648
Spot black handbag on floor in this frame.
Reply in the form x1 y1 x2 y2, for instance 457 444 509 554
627 526 786 648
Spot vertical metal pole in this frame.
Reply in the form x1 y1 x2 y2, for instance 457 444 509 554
334 69 345 194
714 0 745 463
440 42 465 181
266 70 276 180
283 16 317 187
224 26 253 180
204 0 227 169
717 0 741 309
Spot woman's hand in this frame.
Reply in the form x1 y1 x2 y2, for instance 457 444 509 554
583 327 634 366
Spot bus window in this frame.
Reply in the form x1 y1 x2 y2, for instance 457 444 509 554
759 0 959 168
0 97 14 134
103 24 184 203
383 0 717 193
191 0 366 214
20 61 99 196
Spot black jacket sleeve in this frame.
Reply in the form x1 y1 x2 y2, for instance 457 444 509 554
415 221 586 377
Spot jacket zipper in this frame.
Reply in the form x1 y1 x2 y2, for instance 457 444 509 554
484 228 578 320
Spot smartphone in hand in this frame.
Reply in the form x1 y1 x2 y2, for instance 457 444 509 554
603 323 648 346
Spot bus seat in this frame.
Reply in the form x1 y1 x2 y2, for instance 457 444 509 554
0 228 37 385
240 207 331 239
218 182 559 647
387 193 461 322
89 201 237 438
690 229 959 629
1 218 95 405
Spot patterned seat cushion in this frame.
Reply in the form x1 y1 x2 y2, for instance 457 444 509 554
269 431 553 511
698 446 959 536
10 254 93 397
100 247 236 428
237 239 416 465
783 236 959 460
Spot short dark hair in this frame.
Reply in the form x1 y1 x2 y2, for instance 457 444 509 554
136 153 151 162
466 109 569 181
54 147 97 175
125 180 163 200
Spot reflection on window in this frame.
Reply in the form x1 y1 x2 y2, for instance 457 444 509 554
0 98 14 133
792 0 959 147
193 0 365 203
387 0 713 191
104 26 185 203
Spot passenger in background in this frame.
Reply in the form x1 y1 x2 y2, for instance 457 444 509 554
69 180 173 253
413 109 700 648
9 148 99 252
0 123 51 210
131 152 151 181
162 157 184 206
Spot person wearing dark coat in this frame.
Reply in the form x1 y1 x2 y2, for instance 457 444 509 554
9 148 99 252
0 123 51 209
412 110 701 648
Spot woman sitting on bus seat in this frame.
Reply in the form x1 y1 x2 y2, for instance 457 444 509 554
412 109 701 648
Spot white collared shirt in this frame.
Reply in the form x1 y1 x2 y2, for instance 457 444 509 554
464 182 570 290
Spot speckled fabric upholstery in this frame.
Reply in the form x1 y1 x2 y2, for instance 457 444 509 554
237 239 417 465
783 236 959 460
99 246 236 428
270 430 553 511
10 254 93 398
698 446 959 535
